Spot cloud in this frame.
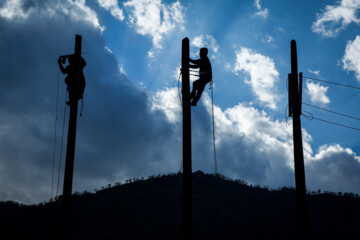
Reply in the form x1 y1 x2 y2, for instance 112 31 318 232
98 0 125 21
308 69 320 76
307 144 360 193
306 81 330 104
0 0 104 31
234 48 280 109
342 35 360 81
191 34 219 53
123 0 185 49
261 33 273 44
312 0 360 37
254 0 269 18
151 87 181 124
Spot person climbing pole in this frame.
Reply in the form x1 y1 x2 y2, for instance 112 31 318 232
189 47 212 106
58 54 86 105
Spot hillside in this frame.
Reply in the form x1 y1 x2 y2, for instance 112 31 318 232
1 171 359 240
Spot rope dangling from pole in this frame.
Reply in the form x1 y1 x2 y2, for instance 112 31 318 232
56 90 68 198
51 69 61 201
210 80 218 175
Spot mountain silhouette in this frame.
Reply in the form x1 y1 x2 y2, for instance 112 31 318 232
1 171 359 239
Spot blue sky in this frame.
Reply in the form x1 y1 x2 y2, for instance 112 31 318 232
1 0 360 204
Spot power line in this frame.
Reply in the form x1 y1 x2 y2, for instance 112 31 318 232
302 103 360 121
312 116 360 131
303 76 360 90
301 113 360 131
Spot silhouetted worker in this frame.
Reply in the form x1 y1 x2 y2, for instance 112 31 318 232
58 54 86 105
189 47 212 106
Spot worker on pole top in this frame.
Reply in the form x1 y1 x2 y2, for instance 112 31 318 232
189 47 212 106
58 54 86 105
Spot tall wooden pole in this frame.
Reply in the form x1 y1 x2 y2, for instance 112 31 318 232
181 37 192 240
60 34 82 240
290 40 310 240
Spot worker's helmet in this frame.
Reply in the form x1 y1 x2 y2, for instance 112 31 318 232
200 48 208 56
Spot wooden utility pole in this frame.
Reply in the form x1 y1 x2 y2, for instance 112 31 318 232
60 34 82 240
289 40 310 240
181 37 192 240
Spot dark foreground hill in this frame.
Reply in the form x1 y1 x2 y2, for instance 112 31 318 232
1 171 360 240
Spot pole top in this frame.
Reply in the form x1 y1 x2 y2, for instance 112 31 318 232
182 37 189 43
75 34 82 56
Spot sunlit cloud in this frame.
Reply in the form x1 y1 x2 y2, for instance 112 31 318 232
0 0 104 31
254 0 269 18
151 87 181 124
98 0 125 21
123 0 185 49
306 81 330 104
312 0 360 37
234 48 280 109
308 69 320 76
191 34 219 53
342 35 360 81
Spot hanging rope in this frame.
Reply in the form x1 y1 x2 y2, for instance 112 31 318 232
56 90 68 198
210 81 218 175
51 69 61 201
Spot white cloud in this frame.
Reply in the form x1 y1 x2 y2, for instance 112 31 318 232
306 81 330 104
191 34 219 53
105 46 113 53
98 0 125 21
151 87 181 124
342 35 360 81
0 0 32 20
308 144 360 193
0 0 104 31
254 0 269 18
123 0 185 49
308 69 320 76
312 0 360 37
261 33 273 44
234 48 280 109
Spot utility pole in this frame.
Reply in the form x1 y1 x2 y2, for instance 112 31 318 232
181 37 192 240
60 34 82 240
289 40 310 240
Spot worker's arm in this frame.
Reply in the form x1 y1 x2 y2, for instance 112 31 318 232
80 57 87 68
57 58 67 74
189 58 200 64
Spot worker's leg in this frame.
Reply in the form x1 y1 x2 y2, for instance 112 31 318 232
192 85 204 104
190 79 201 99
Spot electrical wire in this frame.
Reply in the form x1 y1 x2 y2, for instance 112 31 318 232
301 111 360 131
310 116 360 131
303 76 360 90
302 103 360 121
